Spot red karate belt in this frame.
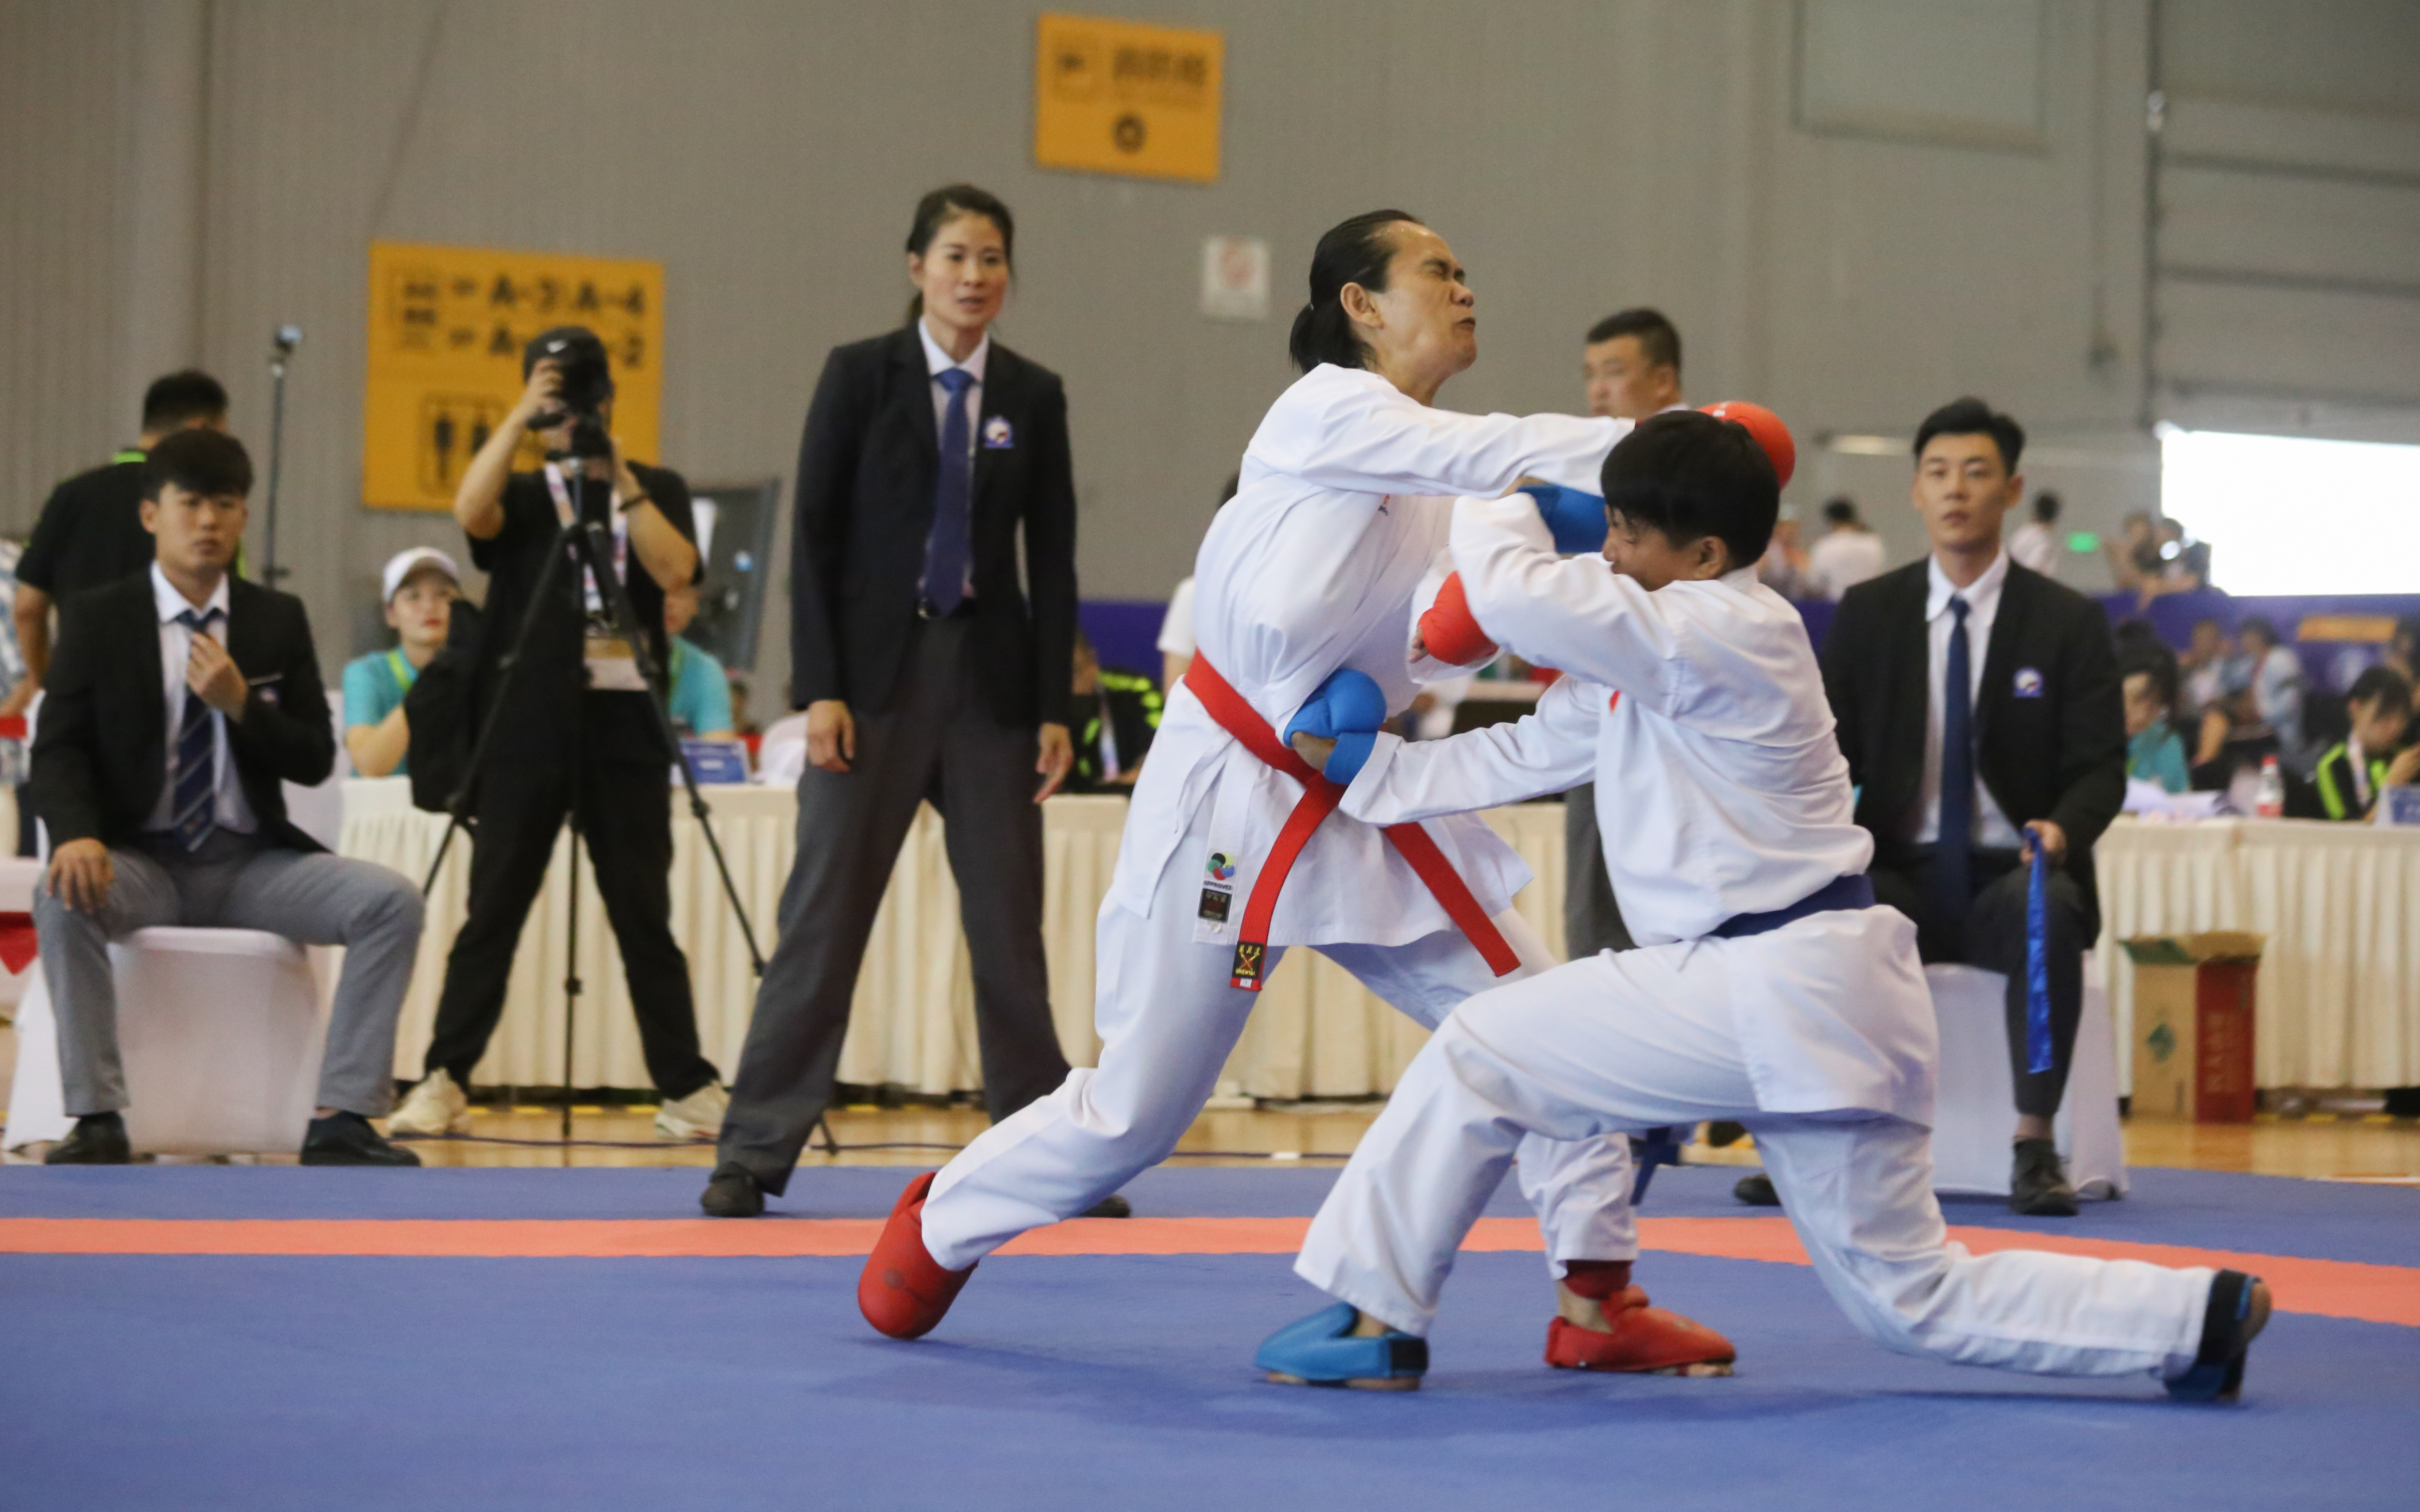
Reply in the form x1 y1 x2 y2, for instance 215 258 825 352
1182 655 1520 990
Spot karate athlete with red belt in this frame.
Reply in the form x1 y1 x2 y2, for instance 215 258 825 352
859 211 1733 1376
1255 409 2269 1401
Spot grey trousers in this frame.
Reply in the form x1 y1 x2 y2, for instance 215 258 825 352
34 832 425 1118
717 616 1072 1192
1561 784 1636 957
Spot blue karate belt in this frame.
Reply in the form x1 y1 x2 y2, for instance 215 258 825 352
2023 830 2055 1074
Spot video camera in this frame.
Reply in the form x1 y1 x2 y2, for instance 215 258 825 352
525 325 616 461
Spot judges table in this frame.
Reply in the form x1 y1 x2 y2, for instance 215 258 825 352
2093 817 2420 1093
341 780 1570 1101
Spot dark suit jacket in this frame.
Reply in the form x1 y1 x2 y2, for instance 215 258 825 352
789 326 1077 727
31 572 336 853
1821 558 2126 933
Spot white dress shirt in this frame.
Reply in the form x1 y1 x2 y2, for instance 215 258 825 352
144 564 258 837
2007 520 2059 578
1335 491 1933 1122
1914 549 2019 850
1806 528 1886 600
1102 363 1624 947
915 317 988 602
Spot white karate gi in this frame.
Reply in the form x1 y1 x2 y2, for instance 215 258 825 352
1295 491 2215 1381
918 365 1639 1272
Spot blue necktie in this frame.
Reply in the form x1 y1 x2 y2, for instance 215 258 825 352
922 367 975 616
1935 594 1974 923
171 607 221 852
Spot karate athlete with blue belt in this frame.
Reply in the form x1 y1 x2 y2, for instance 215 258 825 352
1256 409 2270 1401
860 211 1736 1377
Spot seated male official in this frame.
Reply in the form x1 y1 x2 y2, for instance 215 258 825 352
1064 631 1160 792
7 370 231 721
32 429 425 1166
387 327 727 1143
1737 397 2124 1216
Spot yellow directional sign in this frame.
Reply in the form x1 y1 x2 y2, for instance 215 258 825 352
364 241 663 511
1034 13 1222 184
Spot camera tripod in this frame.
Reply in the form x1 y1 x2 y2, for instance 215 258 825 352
420 465 766 1142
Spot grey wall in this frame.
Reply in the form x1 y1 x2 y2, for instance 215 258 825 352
2 0 2414 708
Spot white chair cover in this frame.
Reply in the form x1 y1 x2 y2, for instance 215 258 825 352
1926 961 2129 1199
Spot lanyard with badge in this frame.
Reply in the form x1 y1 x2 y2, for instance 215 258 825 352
542 461 647 693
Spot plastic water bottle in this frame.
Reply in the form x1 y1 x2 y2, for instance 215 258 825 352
2254 755 2286 819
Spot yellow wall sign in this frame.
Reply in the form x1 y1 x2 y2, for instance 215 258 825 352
1034 13 1222 184
364 241 663 512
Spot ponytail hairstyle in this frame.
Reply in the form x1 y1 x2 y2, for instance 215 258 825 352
1288 209 1421 374
905 183 1016 324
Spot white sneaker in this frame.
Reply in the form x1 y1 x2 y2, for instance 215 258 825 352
386 1069 471 1137
655 1081 729 1141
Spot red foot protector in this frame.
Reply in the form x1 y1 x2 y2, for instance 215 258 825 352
1545 1284 1737 1374
1417 572 1497 666
1699 400 1796 490
857 1171 975 1339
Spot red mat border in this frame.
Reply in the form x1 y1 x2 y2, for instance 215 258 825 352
1 1214 2411 1327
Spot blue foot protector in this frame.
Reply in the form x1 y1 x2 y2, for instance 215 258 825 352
1255 1301 1428 1390
2168 1270 2264 1402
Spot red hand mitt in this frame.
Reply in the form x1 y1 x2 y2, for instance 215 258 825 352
1699 400 1796 490
1418 572 1497 666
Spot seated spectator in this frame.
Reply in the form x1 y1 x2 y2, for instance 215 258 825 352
2383 615 2420 686
341 547 458 778
1066 631 1160 792
2190 669 2281 795
2180 617 2232 720
2103 511 2161 597
2238 615 2305 759
663 583 736 741
2007 490 2062 577
30 429 424 1167
2138 517 2209 605
2314 666 2418 821
1757 511 1810 599
1804 495 1885 601
2121 648 2190 794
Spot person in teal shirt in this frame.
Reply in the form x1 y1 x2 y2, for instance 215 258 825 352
343 547 458 777
664 582 736 740
2120 649 2189 794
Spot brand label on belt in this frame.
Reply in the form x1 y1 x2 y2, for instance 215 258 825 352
1230 939 1265 988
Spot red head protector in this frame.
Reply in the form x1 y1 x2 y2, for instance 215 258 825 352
1698 401 1795 491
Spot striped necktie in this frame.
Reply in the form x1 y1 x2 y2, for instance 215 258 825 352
171 607 222 852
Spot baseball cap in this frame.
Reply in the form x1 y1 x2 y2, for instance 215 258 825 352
523 324 613 386
383 547 460 603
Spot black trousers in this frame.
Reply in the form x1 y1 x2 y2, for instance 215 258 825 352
1561 784 1636 955
717 616 1072 1193
1870 848 2086 1120
423 753 718 1099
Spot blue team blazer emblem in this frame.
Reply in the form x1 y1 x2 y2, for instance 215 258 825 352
982 416 1014 449
2013 667 2044 698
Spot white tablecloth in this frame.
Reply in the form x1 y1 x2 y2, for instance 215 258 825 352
2093 817 2420 1091
341 779 1569 1100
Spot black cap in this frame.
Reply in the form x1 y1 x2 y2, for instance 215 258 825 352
522 325 613 390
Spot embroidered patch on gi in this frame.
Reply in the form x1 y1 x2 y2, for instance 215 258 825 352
982 416 1014 449
1198 887 1232 924
2013 667 2045 698
1206 852 1237 882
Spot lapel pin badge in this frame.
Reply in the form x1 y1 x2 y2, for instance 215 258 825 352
2013 667 2044 698
982 416 1014 450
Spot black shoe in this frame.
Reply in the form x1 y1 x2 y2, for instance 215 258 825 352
700 1163 765 1218
1704 1120 1748 1149
44 1112 132 1165
1732 1172 1779 1207
2168 1270 2269 1401
1078 1193 1133 1219
2009 1137 2078 1216
300 1111 421 1167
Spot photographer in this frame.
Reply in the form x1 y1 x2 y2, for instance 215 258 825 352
387 327 727 1142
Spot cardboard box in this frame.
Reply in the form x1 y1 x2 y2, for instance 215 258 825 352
2123 931 2263 1122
